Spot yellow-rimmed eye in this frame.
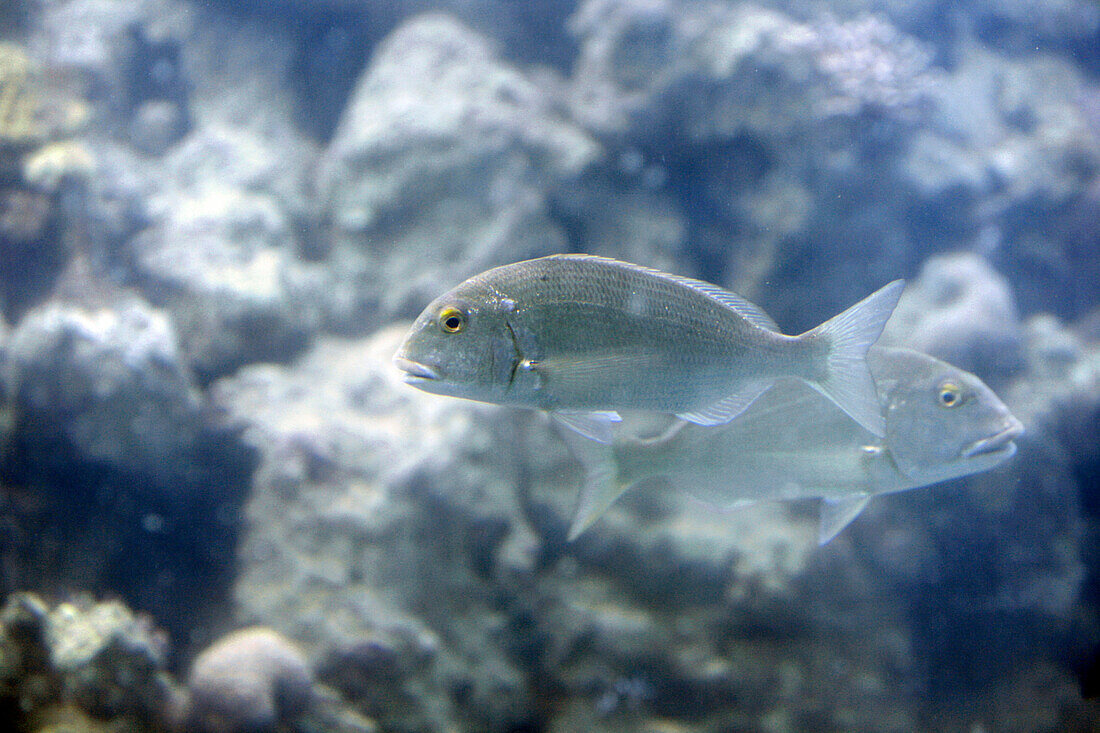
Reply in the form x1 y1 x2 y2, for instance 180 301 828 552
937 381 962 407
438 306 466 333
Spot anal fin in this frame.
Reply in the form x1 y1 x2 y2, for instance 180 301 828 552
677 381 772 426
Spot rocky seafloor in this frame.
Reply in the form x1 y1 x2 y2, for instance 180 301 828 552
1 0 1100 730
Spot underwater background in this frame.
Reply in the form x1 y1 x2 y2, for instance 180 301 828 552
1 0 1099 730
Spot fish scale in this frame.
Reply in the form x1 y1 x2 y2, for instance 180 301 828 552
469 256 793 408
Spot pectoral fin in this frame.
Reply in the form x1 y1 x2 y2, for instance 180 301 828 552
568 455 626 541
551 410 622 444
553 419 629 540
818 495 871 545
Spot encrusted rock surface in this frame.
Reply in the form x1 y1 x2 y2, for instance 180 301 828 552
0 592 177 731
317 13 600 327
1 298 204 479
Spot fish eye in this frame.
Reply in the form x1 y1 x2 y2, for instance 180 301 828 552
438 306 467 333
937 381 963 408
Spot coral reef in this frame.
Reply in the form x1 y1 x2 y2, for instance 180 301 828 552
0 295 256 653
567 1 938 311
0 42 42 149
0 0 1097 730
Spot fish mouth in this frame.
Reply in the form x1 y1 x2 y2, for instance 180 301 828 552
963 416 1025 458
393 356 441 384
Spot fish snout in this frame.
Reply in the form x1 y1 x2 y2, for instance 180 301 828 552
393 355 441 384
962 415 1024 458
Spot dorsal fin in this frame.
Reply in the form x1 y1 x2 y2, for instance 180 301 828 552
549 254 781 331
664 274 780 331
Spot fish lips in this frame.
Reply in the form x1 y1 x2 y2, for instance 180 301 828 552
393 356 441 384
962 416 1025 459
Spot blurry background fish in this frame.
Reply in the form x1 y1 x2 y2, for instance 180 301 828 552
559 347 1024 543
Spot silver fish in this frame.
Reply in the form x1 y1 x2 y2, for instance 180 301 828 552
394 254 904 442
561 347 1024 542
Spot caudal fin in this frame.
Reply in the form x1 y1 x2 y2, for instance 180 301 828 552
803 280 905 437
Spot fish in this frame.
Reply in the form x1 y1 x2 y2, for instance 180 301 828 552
393 254 905 442
559 347 1024 543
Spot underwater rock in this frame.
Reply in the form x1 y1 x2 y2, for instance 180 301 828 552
567 0 934 312
23 0 321 378
317 13 599 329
880 251 1023 380
0 592 177 730
569 1 932 140
209 0 578 69
129 174 321 380
27 0 193 97
572 1 932 136
213 326 537 731
117 14 323 378
186 626 313 733
1 297 207 481
0 295 255 660
900 45 1100 321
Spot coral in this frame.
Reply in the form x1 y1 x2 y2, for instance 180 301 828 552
44 597 172 719
787 14 934 119
0 42 42 149
185 627 313 733
0 592 177 731
22 140 95 193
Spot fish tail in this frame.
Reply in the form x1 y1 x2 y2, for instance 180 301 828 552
555 424 629 540
801 280 905 437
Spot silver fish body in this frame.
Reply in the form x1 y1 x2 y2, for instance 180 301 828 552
395 255 904 441
561 347 1024 543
